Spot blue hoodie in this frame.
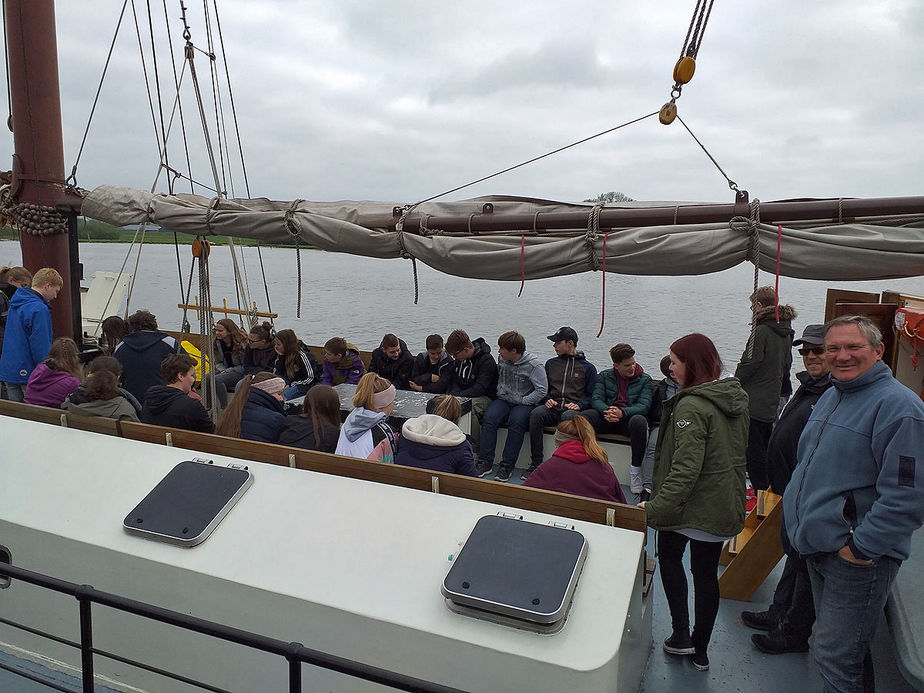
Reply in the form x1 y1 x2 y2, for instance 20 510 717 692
784 360 924 561
0 287 52 384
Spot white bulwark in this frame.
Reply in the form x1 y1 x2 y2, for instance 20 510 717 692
0 417 651 692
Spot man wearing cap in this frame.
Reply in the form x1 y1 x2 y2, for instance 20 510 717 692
741 324 832 655
784 315 924 691
524 327 598 481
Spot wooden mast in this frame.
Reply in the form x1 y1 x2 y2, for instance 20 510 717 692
5 0 80 341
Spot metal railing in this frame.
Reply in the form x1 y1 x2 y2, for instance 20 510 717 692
0 561 464 693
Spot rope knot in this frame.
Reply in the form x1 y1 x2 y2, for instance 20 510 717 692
584 203 605 271
283 199 304 237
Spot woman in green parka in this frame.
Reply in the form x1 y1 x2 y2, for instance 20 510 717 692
639 333 748 672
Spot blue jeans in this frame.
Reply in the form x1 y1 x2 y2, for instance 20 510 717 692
282 382 311 401
3 382 25 402
807 551 900 693
479 400 532 469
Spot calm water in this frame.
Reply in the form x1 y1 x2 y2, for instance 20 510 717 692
2 240 922 374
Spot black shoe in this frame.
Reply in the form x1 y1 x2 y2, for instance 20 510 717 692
495 466 512 482
521 463 540 481
638 489 651 503
751 629 809 655
663 631 695 655
741 608 779 631
477 463 493 478
692 648 709 671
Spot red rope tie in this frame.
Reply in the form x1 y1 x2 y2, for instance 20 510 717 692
596 232 610 338
518 234 526 297
774 224 782 322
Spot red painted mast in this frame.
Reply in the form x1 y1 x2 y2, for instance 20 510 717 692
5 0 80 340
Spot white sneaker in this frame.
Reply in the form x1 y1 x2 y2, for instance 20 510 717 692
629 466 643 495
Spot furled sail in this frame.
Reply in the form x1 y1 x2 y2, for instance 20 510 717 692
82 185 924 282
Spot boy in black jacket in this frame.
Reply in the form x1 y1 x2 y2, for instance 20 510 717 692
444 329 498 453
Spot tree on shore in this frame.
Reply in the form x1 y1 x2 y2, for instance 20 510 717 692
583 191 634 203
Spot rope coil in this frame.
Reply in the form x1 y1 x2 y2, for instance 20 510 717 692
395 204 422 305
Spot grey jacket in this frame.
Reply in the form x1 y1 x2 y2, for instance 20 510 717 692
496 351 548 406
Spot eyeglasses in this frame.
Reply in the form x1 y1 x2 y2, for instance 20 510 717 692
798 346 825 356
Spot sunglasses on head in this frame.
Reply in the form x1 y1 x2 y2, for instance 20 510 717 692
798 346 824 356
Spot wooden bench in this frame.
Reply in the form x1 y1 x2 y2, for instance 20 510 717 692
0 401 646 538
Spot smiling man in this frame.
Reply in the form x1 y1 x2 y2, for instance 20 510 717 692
783 315 924 692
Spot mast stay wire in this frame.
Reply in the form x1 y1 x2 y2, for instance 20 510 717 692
129 0 165 162
145 0 171 193
65 0 129 188
161 0 196 195
210 0 273 324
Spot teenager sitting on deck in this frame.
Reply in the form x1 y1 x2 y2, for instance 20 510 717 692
141 353 214 433
396 394 476 476
443 329 498 455
114 310 185 402
62 369 139 422
278 384 342 453
525 326 597 482
477 330 548 482
215 372 287 443
24 337 81 408
368 333 414 390
321 336 365 386
272 328 321 399
335 372 398 462
242 322 276 375
578 343 652 499
63 356 142 416
408 334 451 393
523 415 626 504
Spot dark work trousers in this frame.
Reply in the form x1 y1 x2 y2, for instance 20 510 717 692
657 530 724 652
746 419 774 490
578 409 648 467
775 517 815 641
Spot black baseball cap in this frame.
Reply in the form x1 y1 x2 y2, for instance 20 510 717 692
547 326 578 344
793 324 826 347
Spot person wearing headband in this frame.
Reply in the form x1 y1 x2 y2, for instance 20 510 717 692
335 372 399 463
215 372 286 443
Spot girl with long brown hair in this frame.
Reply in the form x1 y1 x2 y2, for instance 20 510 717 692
24 337 82 407
215 371 286 443
522 415 626 503
278 384 342 453
334 372 398 462
272 328 320 400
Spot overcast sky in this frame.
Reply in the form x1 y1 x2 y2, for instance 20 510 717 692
6 1 924 205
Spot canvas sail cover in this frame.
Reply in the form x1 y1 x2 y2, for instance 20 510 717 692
82 185 924 281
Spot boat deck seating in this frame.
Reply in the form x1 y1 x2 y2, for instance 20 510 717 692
0 400 646 540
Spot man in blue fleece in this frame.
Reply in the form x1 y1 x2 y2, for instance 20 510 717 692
784 315 924 693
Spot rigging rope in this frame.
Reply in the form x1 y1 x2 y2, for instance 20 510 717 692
145 0 171 192
161 0 195 194
130 0 165 161
676 115 740 194
596 232 610 339
409 111 658 206
64 1 129 187
659 0 716 124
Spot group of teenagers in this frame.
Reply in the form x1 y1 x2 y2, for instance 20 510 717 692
2 267 922 691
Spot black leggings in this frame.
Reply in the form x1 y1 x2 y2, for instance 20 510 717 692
657 530 724 651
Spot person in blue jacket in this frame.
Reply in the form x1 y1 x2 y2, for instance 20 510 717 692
215 371 286 443
784 315 924 692
0 267 62 402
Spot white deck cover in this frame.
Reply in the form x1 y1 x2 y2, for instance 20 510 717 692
0 417 649 692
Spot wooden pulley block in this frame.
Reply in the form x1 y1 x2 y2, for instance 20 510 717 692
673 56 696 85
191 238 211 258
659 102 678 125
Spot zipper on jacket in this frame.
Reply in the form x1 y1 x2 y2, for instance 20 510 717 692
790 389 842 533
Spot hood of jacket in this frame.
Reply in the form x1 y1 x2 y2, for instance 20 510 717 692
8 286 48 311
679 377 750 418
470 337 492 361
754 303 797 332
551 439 593 463
141 385 188 414
795 369 833 393
63 396 132 418
247 387 285 413
120 330 172 352
342 406 386 442
336 345 362 370
401 414 466 447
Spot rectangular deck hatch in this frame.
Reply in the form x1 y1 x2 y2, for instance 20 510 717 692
123 460 253 547
441 514 587 634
